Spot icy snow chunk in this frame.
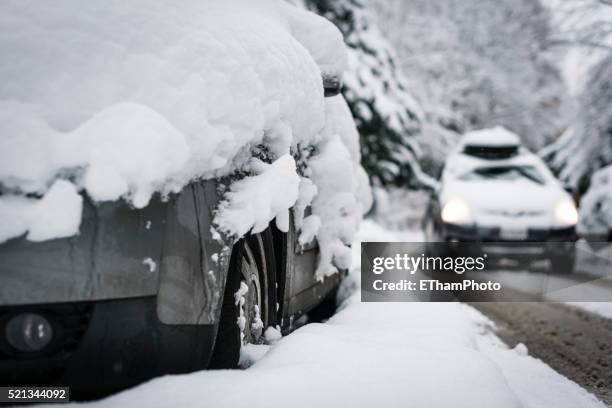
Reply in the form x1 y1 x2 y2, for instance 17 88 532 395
215 155 300 238
239 343 271 369
264 326 283 345
235 281 249 340
0 179 83 243
252 305 264 332
27 180 83 241
513 343 529 356
235 281 249 308
293 177 318 231
298 215 321 246
142 257 157 273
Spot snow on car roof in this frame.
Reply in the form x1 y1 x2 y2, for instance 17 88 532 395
442 127 529 176
460 127 521 148
444 140 547 179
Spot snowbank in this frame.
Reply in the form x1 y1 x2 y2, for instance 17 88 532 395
0 0 369 276
568 302 612 319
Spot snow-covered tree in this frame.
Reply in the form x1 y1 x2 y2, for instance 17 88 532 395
542 53 612 193
302 0 436 188
548 0 612 51
538 0 612 194
371 0 568 152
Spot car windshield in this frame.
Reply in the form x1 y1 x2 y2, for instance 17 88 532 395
458 165 546 185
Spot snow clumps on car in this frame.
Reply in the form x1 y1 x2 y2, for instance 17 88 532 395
0 0 371 278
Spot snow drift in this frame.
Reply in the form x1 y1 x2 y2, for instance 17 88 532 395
0 0 371 276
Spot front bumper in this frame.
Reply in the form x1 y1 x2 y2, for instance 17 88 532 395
0 297 216 401
436 223 577 262
441 223 577 243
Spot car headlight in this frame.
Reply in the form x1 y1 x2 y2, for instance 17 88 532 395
441 199 472 224
554 200 578 226
5 313 53 352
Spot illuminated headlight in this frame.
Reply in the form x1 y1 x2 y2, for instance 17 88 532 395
441 199 472 225
5 313 53 352
554 200 578 227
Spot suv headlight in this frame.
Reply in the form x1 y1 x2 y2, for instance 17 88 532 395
554 200 578 226
441 199 472 225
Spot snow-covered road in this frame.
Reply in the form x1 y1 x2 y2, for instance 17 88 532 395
67 220 606 408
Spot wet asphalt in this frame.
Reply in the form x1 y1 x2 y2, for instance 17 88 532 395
472 301 612 406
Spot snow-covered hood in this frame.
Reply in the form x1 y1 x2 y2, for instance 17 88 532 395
441 178 569 228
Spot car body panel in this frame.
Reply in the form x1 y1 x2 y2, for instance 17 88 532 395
156 180 229 325
0 196 164 306
282 230 340 326
0 178 339 328
0 180 230 326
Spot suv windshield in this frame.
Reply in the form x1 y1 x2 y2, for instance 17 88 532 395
458 165 545 185
463 145 519 159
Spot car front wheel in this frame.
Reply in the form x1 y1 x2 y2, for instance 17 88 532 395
208 230 278 369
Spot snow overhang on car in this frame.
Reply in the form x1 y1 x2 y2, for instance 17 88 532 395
460 126 521 160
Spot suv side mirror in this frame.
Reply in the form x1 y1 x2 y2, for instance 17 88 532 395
323 73 342 97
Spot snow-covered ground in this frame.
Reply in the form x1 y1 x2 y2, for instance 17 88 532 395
569 302 612 319
73 220 605 408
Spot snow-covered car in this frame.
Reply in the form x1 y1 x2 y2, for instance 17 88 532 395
0 0 370 399
423 127 578 270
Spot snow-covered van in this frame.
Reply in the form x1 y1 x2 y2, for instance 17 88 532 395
0 1 370 399
423 127 578 271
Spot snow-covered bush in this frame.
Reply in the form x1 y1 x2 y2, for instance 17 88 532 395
577 165 612 236
301 0 434 189
0 0 371 277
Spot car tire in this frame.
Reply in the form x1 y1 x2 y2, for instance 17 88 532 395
208 229 278 369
